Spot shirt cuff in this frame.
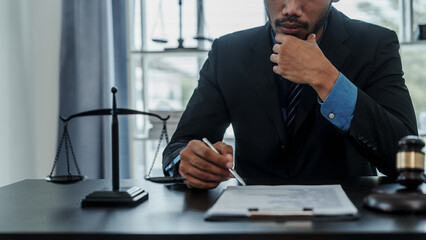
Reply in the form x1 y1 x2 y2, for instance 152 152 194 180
164 155 181 177
318 73 357 132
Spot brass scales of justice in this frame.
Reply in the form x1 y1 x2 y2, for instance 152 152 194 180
46 87 185 207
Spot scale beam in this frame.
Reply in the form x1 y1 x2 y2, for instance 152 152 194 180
47 87 173 207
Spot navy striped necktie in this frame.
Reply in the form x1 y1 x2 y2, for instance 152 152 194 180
278 77 303 132
286 81 303 129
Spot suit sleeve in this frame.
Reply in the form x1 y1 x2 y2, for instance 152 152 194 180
162 40 231 175
349 30 417 176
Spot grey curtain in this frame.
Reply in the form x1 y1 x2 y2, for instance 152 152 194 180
58 0 129 179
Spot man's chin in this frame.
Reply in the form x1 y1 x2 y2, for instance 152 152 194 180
289 33 308 40
278 31 308 40
273 27 307 39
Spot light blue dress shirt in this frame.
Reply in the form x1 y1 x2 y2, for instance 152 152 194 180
165 155 181 176
319 73 357 132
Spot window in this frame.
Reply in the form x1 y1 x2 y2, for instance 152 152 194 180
334 0 400 33
128 0 265 177
413 0 426 39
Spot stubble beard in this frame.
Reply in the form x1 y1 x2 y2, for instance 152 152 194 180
266 2 332 40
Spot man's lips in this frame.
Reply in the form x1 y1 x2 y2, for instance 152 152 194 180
277 24 303 34
279 23 304 29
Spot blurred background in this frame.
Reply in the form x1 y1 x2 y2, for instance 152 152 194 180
1 0 425 187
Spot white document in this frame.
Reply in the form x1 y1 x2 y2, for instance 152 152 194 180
205 185 358 220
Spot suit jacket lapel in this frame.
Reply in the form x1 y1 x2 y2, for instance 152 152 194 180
245 23 288 146
320 7 351 71
291 7 351 138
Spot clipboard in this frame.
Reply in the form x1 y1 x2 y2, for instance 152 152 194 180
205 185 360 221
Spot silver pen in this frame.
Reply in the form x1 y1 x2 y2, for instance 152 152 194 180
202 138 247 186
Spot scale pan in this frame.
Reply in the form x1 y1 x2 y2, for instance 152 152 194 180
45 175 87 184
194 36 213 42
145 176 186 184
152 38 168 43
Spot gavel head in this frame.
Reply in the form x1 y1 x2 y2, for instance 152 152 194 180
396 135 425 188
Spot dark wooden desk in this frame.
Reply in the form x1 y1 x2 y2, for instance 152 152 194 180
0 177 425 240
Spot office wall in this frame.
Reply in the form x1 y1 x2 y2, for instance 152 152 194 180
0 0 61 186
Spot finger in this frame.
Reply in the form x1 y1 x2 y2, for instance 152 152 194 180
180 162 229 183
306 33 316 43
273 65 281 75
189 157 230 177
274 33 287 44
185 140 229 169
214 141 234 168
270 53 278 64
179 157 229 181
272 44 280 54
213 142 233 157
183 175 220 189
193 142 232 169
180 149 230 177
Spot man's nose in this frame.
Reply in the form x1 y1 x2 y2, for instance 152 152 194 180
282 0 302 17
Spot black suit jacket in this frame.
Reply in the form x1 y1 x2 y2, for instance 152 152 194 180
163 7 417 179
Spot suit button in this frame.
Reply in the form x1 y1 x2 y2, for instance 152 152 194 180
367 142 372 148
357 133 364 140
328 113 335 119
372 145 377 151
362 138 368 144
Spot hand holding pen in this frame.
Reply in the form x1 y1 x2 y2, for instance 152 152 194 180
202 138 246 186
178 138 240 189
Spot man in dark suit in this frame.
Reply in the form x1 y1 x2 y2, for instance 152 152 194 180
162 0 417 189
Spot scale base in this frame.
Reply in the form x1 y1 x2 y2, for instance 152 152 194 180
364 183 426 213
81 186 148 207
